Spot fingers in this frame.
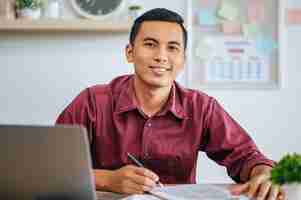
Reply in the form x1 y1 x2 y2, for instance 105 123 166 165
240 173 283 200
122 165 159 193
122 179 153 194
107 165 160 194
246 173 270 199
267 184 280 200
231 171 284 200
129 166 159 188
129 172 157 188
277 187 286 200
229 183 249 196
121 181 144 194
133 166 159 182
257 181 272 200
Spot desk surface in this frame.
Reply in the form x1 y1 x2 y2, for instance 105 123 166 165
95 184 233 200
96 191 130 200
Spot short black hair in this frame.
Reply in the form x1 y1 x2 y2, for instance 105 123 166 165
129 8 187 50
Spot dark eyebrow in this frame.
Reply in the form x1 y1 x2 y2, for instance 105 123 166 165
143 37 159 44
143 37 182 47
168 41 181 47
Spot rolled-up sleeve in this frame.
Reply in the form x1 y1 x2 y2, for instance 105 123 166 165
201 98 274 183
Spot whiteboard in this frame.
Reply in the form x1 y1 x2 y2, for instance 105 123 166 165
185 0 284 89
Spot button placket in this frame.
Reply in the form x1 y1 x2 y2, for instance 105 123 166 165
142 119 152 159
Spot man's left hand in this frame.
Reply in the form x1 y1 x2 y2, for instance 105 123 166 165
230 165 285 200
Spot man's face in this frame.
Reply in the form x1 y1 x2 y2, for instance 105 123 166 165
126 21 185 89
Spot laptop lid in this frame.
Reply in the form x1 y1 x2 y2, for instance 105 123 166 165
0 125 97 200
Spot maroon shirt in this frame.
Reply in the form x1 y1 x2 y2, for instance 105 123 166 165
56 75 274 184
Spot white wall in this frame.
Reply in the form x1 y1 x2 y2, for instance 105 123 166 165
0 0 300 183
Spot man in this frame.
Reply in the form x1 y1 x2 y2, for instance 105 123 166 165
56 8 284 200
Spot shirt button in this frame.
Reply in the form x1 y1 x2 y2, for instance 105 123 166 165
144 152 149 158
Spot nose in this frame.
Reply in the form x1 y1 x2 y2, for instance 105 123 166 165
153 47 168 63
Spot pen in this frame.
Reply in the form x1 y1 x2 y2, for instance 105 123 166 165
127 152 164 187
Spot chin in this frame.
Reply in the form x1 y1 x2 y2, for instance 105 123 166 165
148 79 172 88
137 74 173 88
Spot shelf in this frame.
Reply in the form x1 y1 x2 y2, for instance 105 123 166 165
0 19 132 32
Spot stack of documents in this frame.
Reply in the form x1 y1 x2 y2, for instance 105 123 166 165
121 184 249 200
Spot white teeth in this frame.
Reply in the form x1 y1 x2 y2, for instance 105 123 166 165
150 67 168 72
157 68 166 72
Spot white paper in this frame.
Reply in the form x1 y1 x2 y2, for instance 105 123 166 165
121 184 250 200
202 36 270 82
151 184 238 200
120 194 161 200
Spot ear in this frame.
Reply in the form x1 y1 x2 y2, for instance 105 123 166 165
125 44 134 63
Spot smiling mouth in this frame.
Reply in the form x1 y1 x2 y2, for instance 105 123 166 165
149 66 171 72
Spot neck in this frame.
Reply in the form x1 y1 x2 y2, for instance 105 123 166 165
133 76 172 117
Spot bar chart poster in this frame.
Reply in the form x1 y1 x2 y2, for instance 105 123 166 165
203 36 270 82
189 0 280 89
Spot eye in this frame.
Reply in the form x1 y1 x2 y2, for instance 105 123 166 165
144 42 156 48
168 45 180 52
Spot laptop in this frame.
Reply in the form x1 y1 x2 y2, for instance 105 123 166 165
0 125 97 200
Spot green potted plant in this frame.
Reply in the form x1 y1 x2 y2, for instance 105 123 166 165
128 4 143 21
271 153 301 200
16 0 45 19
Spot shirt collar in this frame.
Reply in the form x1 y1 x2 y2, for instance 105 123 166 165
157 84 187 119
115 76 187 120
115 76 138 114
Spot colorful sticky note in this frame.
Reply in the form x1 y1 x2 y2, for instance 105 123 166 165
197 9 218 26
287 8 301 25
255 35 278 56
199 0 219 8
199 0 211 7
247 0 265 23
221 21 241 35
243 23 260 37
217 0 240 21
287 0 301 8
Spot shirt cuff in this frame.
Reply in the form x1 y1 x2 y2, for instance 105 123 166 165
240 159 275 182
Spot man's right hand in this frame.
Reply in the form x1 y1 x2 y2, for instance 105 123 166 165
94 165 160 194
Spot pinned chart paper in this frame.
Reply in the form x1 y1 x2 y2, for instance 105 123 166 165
197 9 219 25
247 0 265 23
195 40 213 60
287 0 301 8
255 35 278 56
199 0 220 8
243 23 260 37
190 0 280 88
203 36 270 82
217 0 240 21
287 8 301 25
221 21 242 35
199 0 211 7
